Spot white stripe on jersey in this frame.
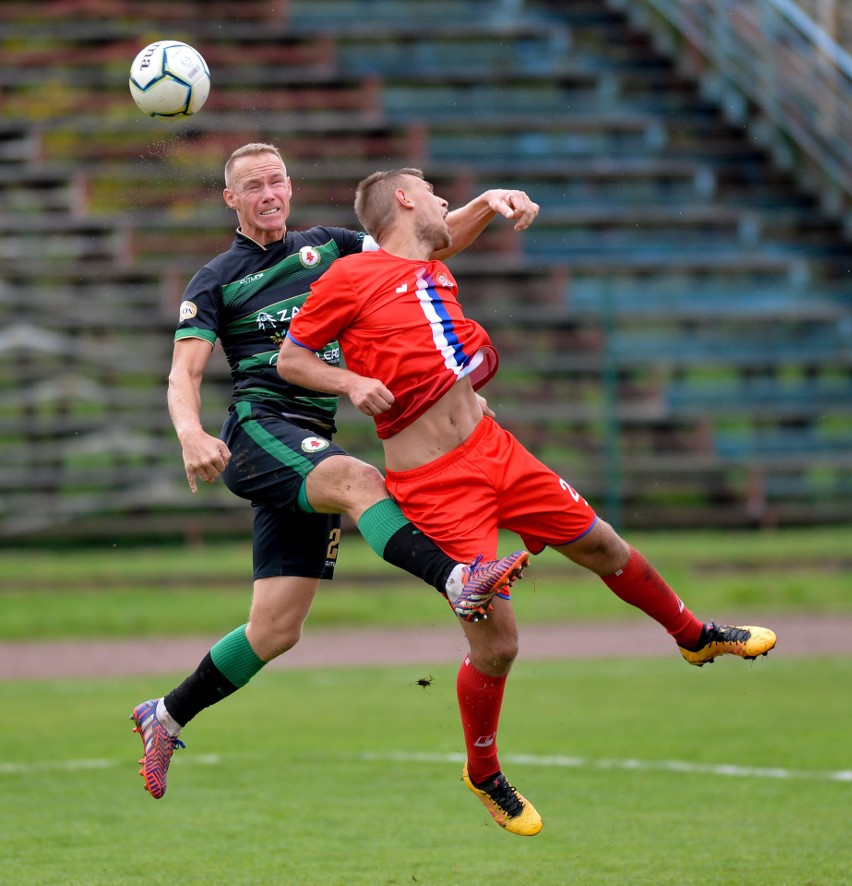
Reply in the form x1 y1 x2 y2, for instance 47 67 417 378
415 276 465 377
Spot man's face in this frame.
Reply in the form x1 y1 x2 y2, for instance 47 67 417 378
403 175 451 252
223 153 293 245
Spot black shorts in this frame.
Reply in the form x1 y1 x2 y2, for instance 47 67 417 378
220 401 347 581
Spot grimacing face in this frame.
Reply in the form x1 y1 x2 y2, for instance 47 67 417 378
224 153 293 244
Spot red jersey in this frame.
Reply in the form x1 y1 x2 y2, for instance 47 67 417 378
287 249 498 438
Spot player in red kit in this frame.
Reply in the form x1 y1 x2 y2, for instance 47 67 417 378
279 168 777 837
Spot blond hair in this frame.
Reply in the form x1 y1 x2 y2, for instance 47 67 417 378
224 143 284 188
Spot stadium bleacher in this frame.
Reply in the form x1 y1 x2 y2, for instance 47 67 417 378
0 0 850 540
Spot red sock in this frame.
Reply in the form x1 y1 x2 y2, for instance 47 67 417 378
456 656 507 784
601 546 704 648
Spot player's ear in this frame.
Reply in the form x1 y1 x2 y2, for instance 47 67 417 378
394 187 413 208
223 188 236 209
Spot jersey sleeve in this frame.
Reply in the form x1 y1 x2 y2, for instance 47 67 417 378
326 227 377 258
174 266 220 347
287 261 361 352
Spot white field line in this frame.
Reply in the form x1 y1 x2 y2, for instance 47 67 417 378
1 751 849 783
358 751 852 783
0 754 222 775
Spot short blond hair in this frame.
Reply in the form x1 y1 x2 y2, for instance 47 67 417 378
354 168 424 241
224 143 284 188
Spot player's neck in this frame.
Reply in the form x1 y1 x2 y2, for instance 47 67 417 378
377 231 431 262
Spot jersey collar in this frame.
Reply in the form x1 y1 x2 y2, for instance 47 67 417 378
235 227 287 251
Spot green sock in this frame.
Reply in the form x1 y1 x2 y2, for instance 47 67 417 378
356 498 410 558
209 625 264 688
358 499 456 592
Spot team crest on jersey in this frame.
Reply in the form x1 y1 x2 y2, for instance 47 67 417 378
299 246 321 268
301 436 330 453
179 300 198 321
436 273 454 289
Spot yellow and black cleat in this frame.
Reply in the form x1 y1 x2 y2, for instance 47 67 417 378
679 623 777 667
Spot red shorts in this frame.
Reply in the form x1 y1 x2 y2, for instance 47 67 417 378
384 416 597 562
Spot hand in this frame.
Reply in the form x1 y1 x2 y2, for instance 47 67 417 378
484 189 540 231
348 375 395 417
476 393 496 419
180 431 231 493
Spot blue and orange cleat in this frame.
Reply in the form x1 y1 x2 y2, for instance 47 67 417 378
452 551 529 622
130 698 185 799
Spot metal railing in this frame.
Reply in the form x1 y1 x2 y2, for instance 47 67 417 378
612 0 852 230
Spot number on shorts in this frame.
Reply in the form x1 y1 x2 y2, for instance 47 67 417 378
326 527 341 561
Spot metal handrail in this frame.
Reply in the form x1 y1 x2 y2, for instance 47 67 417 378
613 0 852 227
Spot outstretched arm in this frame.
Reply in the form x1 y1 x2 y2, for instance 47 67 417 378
434 188 540 260
278 337 395 417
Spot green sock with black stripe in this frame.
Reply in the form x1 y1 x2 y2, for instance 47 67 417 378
163 624 264 727
209 624 265 687
357 499 457 594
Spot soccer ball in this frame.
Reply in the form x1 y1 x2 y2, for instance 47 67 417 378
129 41 210 118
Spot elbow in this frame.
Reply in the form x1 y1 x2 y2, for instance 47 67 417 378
282 338 289 381
276 351 291 382
277 339 299 382
167 365 192 394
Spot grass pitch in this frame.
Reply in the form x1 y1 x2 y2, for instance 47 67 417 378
1 656 849 885
0 526 850 640
0 527 848 883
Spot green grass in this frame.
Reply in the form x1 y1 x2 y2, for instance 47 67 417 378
0 527 852 641
0 528 847 883
0 526 849 640
0 657 848 885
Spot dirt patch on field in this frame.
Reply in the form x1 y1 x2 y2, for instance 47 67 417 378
0 614 846 680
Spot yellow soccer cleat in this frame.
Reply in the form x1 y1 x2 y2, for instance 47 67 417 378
679 622 777 667
462 763 543 836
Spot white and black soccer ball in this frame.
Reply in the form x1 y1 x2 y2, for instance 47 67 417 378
129 41 210 118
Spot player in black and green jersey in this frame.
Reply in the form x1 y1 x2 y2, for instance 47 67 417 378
130 142 541 799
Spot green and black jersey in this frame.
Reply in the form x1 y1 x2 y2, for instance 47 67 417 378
176 226 370 428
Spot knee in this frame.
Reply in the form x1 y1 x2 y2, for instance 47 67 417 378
565 519 630 574
594 523 631 566
348 461 387 497
470 633 519 675
491 638 520 671
246 614 304 661
334 459 392 521
308 455 387 515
